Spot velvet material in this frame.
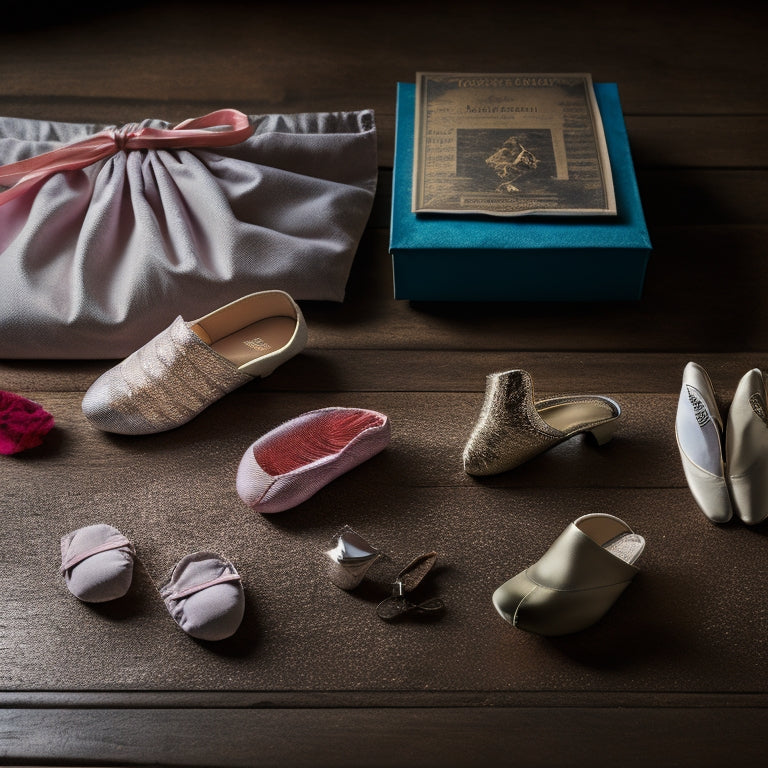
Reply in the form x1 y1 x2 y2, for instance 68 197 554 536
0 110 377 359
0 390 54 454
389 83 651 301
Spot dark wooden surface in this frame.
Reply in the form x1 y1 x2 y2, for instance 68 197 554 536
2 1 768 766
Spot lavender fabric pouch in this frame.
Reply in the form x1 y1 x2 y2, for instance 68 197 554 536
0 108 377 359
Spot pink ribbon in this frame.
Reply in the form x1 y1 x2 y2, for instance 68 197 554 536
0 108 254 206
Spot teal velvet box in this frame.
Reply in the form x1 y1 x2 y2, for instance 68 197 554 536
389 82 651 301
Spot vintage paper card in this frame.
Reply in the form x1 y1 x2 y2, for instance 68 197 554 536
413 73 617 216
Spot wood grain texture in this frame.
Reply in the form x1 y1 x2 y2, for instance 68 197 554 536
3 2 765 115
2 706 767 768
1 1 767 765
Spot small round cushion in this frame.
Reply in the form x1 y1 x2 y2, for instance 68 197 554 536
60 524 134 603
159 552 244 641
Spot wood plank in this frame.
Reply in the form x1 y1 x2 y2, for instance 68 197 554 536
2 351 762 395
1 706 765 767
625 116 768 170
4 397 767 693
2 2 767 116
0 389 690 489
3 689 768 709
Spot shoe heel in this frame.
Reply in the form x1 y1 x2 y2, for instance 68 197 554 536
587 420 618 446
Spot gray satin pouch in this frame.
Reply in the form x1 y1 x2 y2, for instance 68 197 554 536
0 109 377 359
160 552 245 642
60 524 135 603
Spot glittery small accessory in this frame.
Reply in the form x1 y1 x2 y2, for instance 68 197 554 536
325 526 444 622
82 290 307 435
325 525 383 590
462 369 621 476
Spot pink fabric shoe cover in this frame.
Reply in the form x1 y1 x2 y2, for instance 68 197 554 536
60 524 135 603
236 407 390 513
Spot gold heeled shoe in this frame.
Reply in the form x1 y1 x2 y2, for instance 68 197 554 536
463 369 621 476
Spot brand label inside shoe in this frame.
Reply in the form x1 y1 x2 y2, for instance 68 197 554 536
749 393 768 426
243 337 272 352
686 385 711 428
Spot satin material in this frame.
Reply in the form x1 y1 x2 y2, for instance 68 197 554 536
492 513 644 636
0 109 377 358
726 368 768 525
0 109 253 205
674 362 732 524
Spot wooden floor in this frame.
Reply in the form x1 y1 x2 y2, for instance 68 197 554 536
2 1 768 766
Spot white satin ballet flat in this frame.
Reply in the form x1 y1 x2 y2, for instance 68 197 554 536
82 290 307 435
674 362 732 523
726 368 768 525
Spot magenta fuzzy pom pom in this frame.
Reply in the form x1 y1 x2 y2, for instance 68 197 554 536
0 390 55 455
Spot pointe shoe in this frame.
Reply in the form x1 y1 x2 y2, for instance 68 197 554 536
726 368 768 525
236 407 390 513
674 362 732 524
462 369 621 476
492 513 644 636
82 290 307 435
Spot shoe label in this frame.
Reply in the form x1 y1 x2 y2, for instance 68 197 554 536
749 393 768 426
243 337 272 352
686 385 711 428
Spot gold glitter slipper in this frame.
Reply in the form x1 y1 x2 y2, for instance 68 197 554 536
462 369 621 476
82 290 307 435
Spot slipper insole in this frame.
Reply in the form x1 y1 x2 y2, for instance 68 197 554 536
209 316 296 367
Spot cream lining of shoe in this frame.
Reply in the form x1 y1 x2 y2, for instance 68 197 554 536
577 514 645 566
197 316 297 367
189 291 299 368
537 399 617 433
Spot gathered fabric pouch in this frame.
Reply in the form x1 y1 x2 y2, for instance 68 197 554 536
0 108 377 359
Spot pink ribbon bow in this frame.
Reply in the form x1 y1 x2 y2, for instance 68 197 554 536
0 108 254 206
